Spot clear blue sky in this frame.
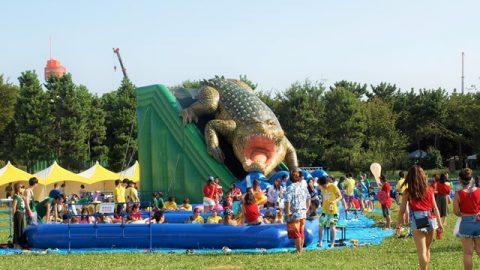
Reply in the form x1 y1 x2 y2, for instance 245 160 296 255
2 1 479 94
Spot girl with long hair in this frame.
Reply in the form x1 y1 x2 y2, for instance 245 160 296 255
12 183 26 249
396 165 443 270
266 178 285 209
453 168 480 270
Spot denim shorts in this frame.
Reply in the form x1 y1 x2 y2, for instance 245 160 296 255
457 215 480 238
410 210 437 232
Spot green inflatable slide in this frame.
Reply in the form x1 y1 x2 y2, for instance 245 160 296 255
136 85 236 202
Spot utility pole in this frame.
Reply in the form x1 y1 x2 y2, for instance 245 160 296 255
461 52 465 94
49 36 52 59
113 48 128 80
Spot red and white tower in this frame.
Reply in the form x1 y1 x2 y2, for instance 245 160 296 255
44 37 66 80
44 59 66 81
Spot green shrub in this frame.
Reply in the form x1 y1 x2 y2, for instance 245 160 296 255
423 147 443 169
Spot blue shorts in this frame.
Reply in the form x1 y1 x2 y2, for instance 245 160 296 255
457 215 480 238
409 210 437 232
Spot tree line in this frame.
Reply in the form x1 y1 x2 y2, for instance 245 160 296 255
0 72 478 173
0 71 136 172
258 80 480 172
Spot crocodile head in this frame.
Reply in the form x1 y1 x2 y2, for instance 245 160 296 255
232 117 287 175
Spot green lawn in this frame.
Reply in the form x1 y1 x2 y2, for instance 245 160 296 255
0 204 475 270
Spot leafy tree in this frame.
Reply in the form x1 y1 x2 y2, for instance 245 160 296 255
330 80 368 99
181 80 202 89
432 92 480 166
323 86 365 172
276 80 326 166
393 89 448 152
77 85 108 163
88 95 109 162
104 78 137 171
411 89 449 155
45 74 89 170
423 147 443 169
363 98 408 170
367 82 398 103
256 90 280 115
14 71 51 169
0 122 16 162
0 75 18 134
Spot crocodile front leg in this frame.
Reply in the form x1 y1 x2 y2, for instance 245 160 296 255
181 86 219 124
283 138 298 171
204 119 236 162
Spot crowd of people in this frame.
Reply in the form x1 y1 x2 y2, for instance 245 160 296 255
6 165 480 269
191 176 287 226
392 166 480 270
10 177 143 249
195 172 338 252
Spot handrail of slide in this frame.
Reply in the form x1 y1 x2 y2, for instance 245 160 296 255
63 201 154 252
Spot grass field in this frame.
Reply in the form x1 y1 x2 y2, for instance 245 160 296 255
0 204 477 270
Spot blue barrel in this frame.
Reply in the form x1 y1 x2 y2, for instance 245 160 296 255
25 222 315 249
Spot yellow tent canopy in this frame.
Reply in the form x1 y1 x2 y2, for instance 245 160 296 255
78 161 119 184
0 161 35 185
34 161 89 185
118 161 140 183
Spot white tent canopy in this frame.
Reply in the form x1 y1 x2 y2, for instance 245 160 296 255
118 161 139 182
467 154 477 160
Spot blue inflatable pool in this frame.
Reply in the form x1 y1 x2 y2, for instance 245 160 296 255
25 222 315 250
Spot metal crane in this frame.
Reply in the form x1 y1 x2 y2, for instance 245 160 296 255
113 48 128 80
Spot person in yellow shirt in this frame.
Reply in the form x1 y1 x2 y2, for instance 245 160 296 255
179 198 192 211
252 180 267 206
113 179 126 215
342 173 356 210
188 207 204 224
125 180 140 203
207 209 222 224
318 176 342 248
395 171 407 204
124 179 131 202
395 171 410 226
163 196 178 210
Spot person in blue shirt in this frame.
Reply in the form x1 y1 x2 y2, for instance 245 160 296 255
358 174 369 211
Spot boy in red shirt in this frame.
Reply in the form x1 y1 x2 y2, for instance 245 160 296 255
378 175 392 229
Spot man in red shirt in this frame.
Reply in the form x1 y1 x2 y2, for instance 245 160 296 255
203 178 217 212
